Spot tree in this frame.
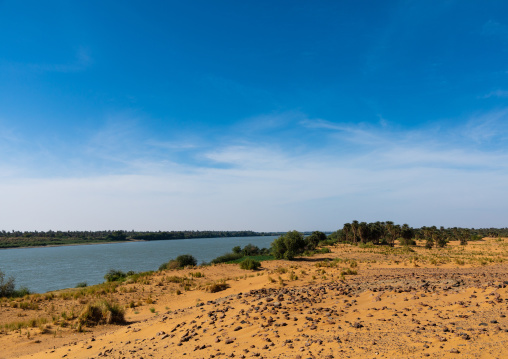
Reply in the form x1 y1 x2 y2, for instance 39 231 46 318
343 223 352 242
242 244 260 256
351 220 359 244
358 222 368 244
271 231 306 260
401 224 414 241
306 231 327 249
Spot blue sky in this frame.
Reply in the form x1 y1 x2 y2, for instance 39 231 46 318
1 1 507 231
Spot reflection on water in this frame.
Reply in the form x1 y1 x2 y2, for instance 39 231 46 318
0 236 278 293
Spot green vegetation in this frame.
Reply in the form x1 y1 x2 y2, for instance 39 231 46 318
271 230 329 260
331 221 505 248
104 269 135 282
0 270 30 298
239 258 261 270
211 244 270 264
159 254 197 270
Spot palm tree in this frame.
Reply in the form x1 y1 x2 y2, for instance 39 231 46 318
343 223 352 242
358 222 368 244
351 220 359 245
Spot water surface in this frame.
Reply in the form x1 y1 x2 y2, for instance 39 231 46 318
0 236 278 293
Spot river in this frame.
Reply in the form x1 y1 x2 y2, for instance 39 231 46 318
0 236 278 293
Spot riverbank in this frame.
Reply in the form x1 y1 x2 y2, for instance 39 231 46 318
0 231 276 250
0 238 507 358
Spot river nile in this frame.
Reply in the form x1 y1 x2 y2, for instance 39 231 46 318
0 236 278 293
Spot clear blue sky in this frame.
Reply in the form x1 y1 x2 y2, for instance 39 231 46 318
1 1 507 231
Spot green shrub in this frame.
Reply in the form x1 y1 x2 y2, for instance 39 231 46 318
0 270 15 298
239 258 261 270
0 270 30 298
305 231 327 250
271 231 306 260
75 282 88 288
175 254 197 267
160 254 197 270
319 238 338 246
436 237 447 248
211 252 244 264
159 260 178 271
242 243 260 256
104 269 127 282
398 237 416 246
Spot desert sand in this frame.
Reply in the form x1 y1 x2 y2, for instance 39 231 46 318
1 238 507 358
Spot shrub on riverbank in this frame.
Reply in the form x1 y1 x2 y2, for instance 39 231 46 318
239 258 261 270
0 270 30 298
211 244 270 264
159 254 197 270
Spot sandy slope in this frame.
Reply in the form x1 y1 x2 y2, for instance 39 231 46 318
1 239 507 358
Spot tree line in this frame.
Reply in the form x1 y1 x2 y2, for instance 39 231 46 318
0 230 274 249
329 221 507 248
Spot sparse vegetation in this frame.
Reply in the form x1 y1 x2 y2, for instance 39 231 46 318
239 258 261 270
159 254 197 270
78 300 125 326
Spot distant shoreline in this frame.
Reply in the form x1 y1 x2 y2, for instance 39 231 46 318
0 239 147 250
0 232 281 250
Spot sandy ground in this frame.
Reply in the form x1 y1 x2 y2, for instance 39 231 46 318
1 238 507 358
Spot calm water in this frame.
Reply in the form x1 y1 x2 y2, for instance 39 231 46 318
0 236 278 293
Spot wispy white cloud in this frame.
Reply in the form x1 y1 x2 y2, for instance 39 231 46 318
1 109 508 230
461 109 508 144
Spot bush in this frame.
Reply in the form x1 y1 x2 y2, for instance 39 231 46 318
104 269 128 282
175 254 197 267
239 258 261 270
78 300 125 326
76 282 88 288
159 260 178 271
436 237 447 248
242 243 261 256
305 231 327 250
271 231 306 260
205 282 229 293
319 238 337 246
13 286 31 297
0 270 29 298
211 252 244 264
159 254 197 270
0 270 15 298
398 237 416 246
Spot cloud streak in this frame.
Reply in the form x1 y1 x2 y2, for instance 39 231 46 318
1 109 508 231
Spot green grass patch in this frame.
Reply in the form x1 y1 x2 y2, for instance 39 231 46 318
226 255 274 264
